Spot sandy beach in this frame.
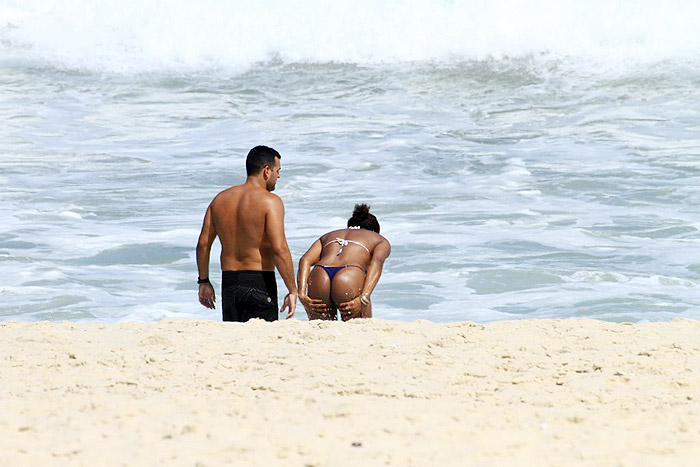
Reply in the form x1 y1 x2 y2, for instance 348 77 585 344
1 318 699 466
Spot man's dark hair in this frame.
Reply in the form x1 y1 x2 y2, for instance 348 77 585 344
347 203 380 233
246 145 281 176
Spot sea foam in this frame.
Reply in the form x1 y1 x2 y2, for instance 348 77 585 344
1 0 699 74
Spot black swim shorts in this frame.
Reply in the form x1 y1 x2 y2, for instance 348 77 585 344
221 271 278 322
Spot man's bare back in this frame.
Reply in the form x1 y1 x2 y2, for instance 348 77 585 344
196 146 297 321
209 184 279 271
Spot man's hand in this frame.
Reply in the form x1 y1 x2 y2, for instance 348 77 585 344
198 283 216 309
281 292 297 319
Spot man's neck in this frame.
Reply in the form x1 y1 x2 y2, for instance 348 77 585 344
245 176 267 190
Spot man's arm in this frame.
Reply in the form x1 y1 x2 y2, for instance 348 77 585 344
196 205 217 309
265 195 297 318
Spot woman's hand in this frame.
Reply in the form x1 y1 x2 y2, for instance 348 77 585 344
338 295 368 320
299 293 327 311
300 293 333 320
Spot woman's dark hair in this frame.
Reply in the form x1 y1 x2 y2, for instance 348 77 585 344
347 204 380 233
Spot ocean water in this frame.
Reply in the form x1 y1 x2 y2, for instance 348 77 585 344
1 0 699 323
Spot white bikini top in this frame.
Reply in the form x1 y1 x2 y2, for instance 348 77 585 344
324 238 371 256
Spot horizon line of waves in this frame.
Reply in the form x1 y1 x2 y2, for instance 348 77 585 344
2 1 700 75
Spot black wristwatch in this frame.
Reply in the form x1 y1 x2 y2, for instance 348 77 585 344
197 277 210 285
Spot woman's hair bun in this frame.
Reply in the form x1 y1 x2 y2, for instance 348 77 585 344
347 203 380 233
352 203 371 219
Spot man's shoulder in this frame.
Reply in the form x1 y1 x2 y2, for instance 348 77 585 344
261 191 283 207
212 185 242 201
243 187 283 212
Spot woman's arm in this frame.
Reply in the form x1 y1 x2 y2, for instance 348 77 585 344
297 239 327 315
360 238 391 299
339 238 391 318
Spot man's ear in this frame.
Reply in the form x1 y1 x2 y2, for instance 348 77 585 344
262 165 270 179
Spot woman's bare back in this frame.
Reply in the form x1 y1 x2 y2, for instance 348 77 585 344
316 228 384 269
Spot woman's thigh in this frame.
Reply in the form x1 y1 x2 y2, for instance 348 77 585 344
331 267 365 320
307 266 336 320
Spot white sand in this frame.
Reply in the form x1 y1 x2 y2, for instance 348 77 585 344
1 318 699 466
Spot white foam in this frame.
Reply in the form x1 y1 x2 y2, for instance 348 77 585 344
566 271 630 283
59 210 82 219
1 0 699 74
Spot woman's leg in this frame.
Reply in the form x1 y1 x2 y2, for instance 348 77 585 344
362 302 372 319
331 267 365 321
307 266 337 320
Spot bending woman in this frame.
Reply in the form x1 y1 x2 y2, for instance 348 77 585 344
298 204 391 321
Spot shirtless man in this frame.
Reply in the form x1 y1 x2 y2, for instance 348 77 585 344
196 146 297 321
